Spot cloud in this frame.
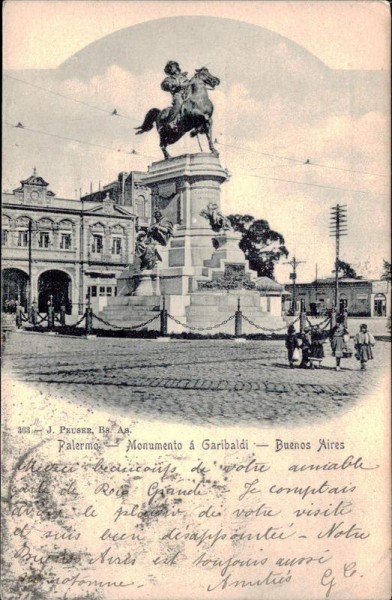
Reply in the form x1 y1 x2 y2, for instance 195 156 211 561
3 47 389 283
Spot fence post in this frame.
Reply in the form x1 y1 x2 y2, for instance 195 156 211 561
235 297 242 337
47 299 55 330
330 307 337 333
299 299 307 334
30 299 37 326
160 295 168 336
59 304 66 326
85 307 93 335
15 305 23 329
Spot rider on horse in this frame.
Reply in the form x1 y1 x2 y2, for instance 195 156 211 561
135 62 220 159
161 61 190 131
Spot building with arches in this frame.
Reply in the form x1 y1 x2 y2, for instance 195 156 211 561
2 170 142 315
286 277 390 318
81 171 151 226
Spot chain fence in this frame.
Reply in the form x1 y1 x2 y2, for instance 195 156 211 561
20 312 48 325
72 312 88 328
167 313 235 332
306 316 331 331
241 314 300 333
91 312 160 331
36 314 48 324
14 303 333 338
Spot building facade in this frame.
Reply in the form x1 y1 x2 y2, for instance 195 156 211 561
2 170 146 315
285 278 390 317
81 171 151 228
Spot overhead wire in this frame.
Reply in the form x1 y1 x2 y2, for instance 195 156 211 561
215 140 389 179
4 120 384 196
3 121 159 161
248 173 384 196
5 74 389 180
4 73 140 123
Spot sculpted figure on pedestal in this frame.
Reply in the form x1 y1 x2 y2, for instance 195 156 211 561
135 231 162 271
148 210 174 246
135 63 220 160
200 202 232 233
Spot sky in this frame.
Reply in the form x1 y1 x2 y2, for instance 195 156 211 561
3 1 390 71
3 1 390 283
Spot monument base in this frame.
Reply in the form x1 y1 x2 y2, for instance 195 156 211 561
98 295 161 330
132 271 160 296
97 153 286 334
98 288 286 334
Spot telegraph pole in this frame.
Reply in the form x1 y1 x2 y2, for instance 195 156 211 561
28 220 33 310
284 256 306 313
329 204 348 310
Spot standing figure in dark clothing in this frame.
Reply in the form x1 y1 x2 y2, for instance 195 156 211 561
309 325 325 368
299 326 312 369
285 324 298 368
330 320 348 371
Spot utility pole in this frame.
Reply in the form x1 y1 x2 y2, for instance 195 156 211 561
121 171 128 206
329 204 348 310
28 220 33 310
131 171 134 209
284 256 306 314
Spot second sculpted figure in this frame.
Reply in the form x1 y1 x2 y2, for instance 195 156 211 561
200 202 232 233
135 211 174 271
135 231 162 271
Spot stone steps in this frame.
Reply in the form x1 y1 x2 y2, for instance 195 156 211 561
106 297 160 307
102 308 160 317
186 306 267 315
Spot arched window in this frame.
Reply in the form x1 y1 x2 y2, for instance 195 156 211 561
59 219 74 250
90 223 105 254
136 195 146 217
111 224 124 255
374 293 386 317
339 293 348 312
37 218 54 249
15 217 32 248
2 215 10 246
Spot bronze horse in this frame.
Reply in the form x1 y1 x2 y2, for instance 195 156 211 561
135 67 220 160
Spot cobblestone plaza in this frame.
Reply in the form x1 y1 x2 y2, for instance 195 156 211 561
3 332 390 426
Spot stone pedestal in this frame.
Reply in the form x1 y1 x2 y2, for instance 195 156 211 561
142 153 229 293
98 153 285 333
132 271 160 296
205 231 253 275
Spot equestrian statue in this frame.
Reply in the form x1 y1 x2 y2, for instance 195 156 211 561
135 61 220 160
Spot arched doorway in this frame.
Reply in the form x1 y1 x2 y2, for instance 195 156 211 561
38 270 72 313
2 268 29 312
374 293 386 317
339 293 348 313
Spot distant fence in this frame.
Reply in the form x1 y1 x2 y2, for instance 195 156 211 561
13 297 336 339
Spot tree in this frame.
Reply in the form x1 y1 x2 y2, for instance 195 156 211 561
381 259 391 281
227 214 289 278
335 260 361 279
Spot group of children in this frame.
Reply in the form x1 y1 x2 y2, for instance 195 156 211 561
285 321 375 371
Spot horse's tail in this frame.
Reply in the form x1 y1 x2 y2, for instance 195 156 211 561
134 108 160 134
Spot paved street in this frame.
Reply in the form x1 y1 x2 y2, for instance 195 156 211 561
2 331 390 426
